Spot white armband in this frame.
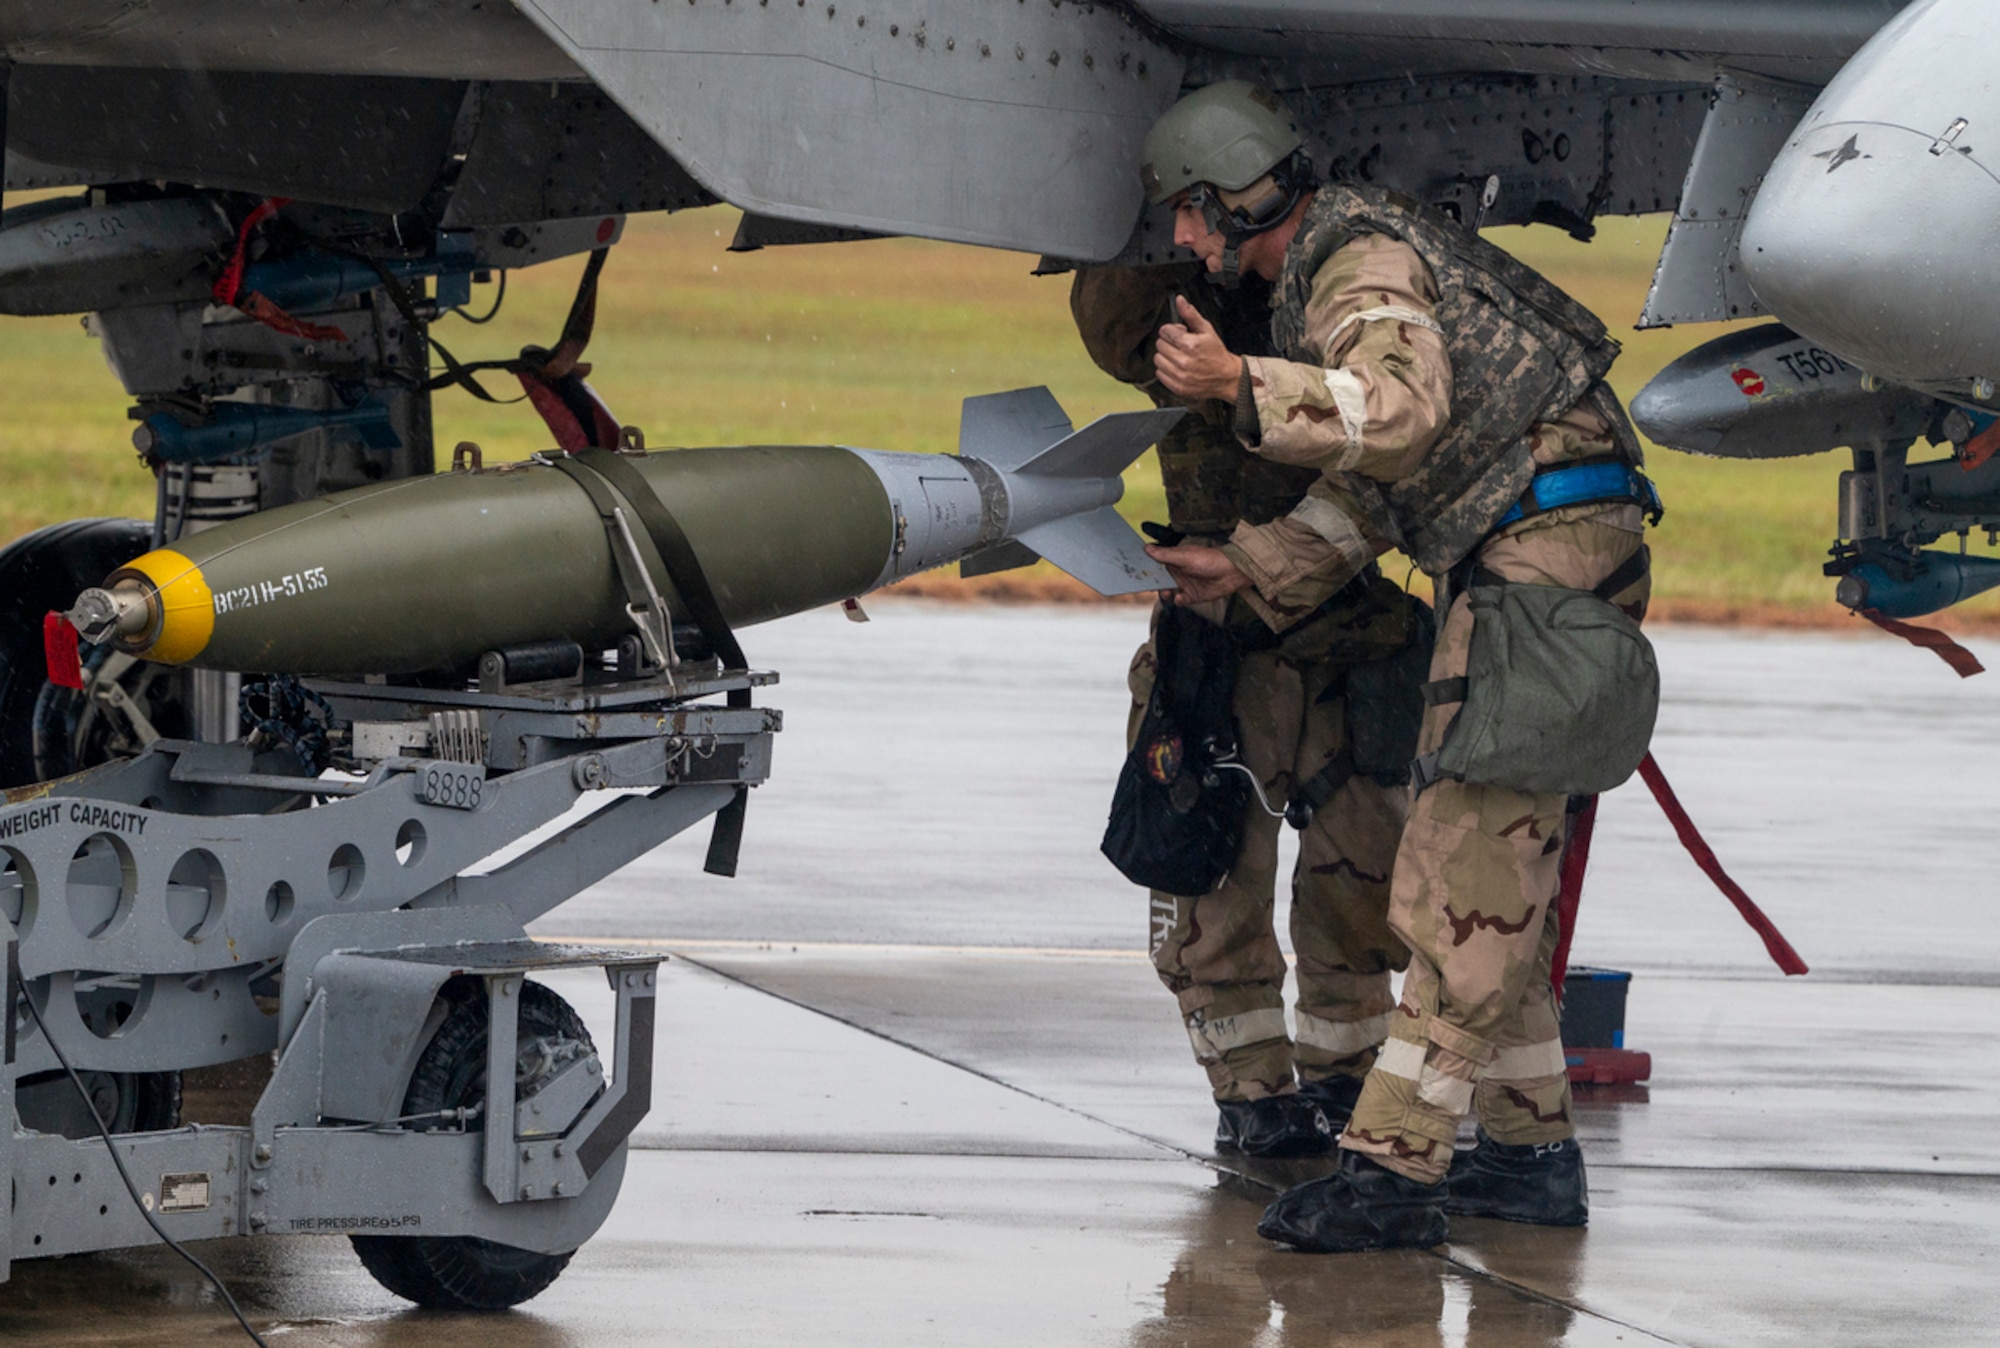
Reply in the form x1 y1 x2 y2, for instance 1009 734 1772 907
1287 495 1367 557
1323 304 1445 349
1320 367 1369 465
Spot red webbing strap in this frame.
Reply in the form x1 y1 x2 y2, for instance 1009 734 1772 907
212 197 350 343
535 247 608 381
235 291 349 344
519 373 591 451
1549 795 1597 999
1860 609 1985 679
212 198 286 307
518 370 621 452
1638 752 1809 976
519 248 617 450
1960 419 2000 472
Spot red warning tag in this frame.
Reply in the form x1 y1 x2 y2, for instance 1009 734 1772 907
43 613 83 691
235 291 350 344
1959 419 2000 473
1860 608 1986 678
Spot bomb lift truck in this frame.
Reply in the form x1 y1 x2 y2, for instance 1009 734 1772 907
0 179 783 1310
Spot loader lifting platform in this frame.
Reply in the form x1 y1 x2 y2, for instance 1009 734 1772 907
0 656 777 1309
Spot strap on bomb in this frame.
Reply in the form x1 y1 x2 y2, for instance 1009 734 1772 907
545 447 754 878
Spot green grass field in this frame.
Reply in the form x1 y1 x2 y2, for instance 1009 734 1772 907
0 203 1970 619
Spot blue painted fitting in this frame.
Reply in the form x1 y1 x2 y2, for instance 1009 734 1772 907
134 402 401 465
1835 550 2000 618
239 251 473 313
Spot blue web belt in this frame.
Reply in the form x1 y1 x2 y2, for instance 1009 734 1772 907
1495 459 1664 530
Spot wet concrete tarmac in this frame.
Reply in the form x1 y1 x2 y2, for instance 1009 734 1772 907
5 605 1998 1344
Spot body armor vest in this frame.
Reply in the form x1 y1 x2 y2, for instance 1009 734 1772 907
1158 417 1321 537
1165 272 1319 537
1068 262 1319 538
1271 183 1629 574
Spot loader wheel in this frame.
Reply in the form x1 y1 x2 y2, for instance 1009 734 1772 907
350 980 600 1310
14 983 183 1137
15 1065 181 1138
0 517 183 787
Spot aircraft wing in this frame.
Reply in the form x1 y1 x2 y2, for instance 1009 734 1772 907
1140 1 1906 85
0 0 1913 264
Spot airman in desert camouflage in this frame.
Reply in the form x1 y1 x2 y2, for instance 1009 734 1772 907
1135 80 1660 1251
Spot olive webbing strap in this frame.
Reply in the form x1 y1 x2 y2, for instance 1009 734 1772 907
1467 543 1650 605
543 456 671 657
1282 746 1356 832
1421 676 1468 707
1590 544 1651 605
553 448 754 878
570 448 750 691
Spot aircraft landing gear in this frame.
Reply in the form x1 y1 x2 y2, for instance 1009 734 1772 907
0 517 187 788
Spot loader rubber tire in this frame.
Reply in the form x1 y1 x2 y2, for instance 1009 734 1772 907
350 980 598 1310
15 1064 182 1138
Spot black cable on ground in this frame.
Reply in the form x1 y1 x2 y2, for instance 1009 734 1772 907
19 991 271 1348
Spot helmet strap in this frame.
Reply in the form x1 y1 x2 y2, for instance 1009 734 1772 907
1197 193 1246 289
1190 157 1311 289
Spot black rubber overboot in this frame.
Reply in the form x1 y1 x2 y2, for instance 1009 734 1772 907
1257 1150 1448 1253
1215 1094 1334 1158
1295 1073 1366 1134
1445 1130 1589 1227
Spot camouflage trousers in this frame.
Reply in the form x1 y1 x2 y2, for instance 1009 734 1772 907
1132 604 1411 1105
1342 506 1650 1183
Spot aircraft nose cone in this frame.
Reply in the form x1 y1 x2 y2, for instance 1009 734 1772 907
1739 0 2000 392
1741 121 2000 388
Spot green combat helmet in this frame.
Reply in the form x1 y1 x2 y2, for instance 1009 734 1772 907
1140 81 1313 286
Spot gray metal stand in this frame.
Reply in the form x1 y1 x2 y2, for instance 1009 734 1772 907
0 663 776 1291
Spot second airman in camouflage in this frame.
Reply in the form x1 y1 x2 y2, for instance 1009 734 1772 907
1074 261 1423 1159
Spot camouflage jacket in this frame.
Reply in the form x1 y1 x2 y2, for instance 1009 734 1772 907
1221 184 1640 626
1069 264 1319 538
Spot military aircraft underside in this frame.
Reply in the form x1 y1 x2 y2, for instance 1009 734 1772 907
2 0 1992 623
0 0 1991 1323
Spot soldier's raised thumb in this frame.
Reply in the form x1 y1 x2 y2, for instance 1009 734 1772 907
1175 295 1215 334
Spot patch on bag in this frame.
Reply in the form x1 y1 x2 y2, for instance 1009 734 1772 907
1145 734 1184 785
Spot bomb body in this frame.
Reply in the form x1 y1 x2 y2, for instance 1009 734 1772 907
72 390 1177 675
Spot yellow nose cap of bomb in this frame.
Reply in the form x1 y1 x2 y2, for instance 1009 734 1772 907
119 549 215 664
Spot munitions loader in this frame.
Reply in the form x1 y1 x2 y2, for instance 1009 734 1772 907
0 651 776 1310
